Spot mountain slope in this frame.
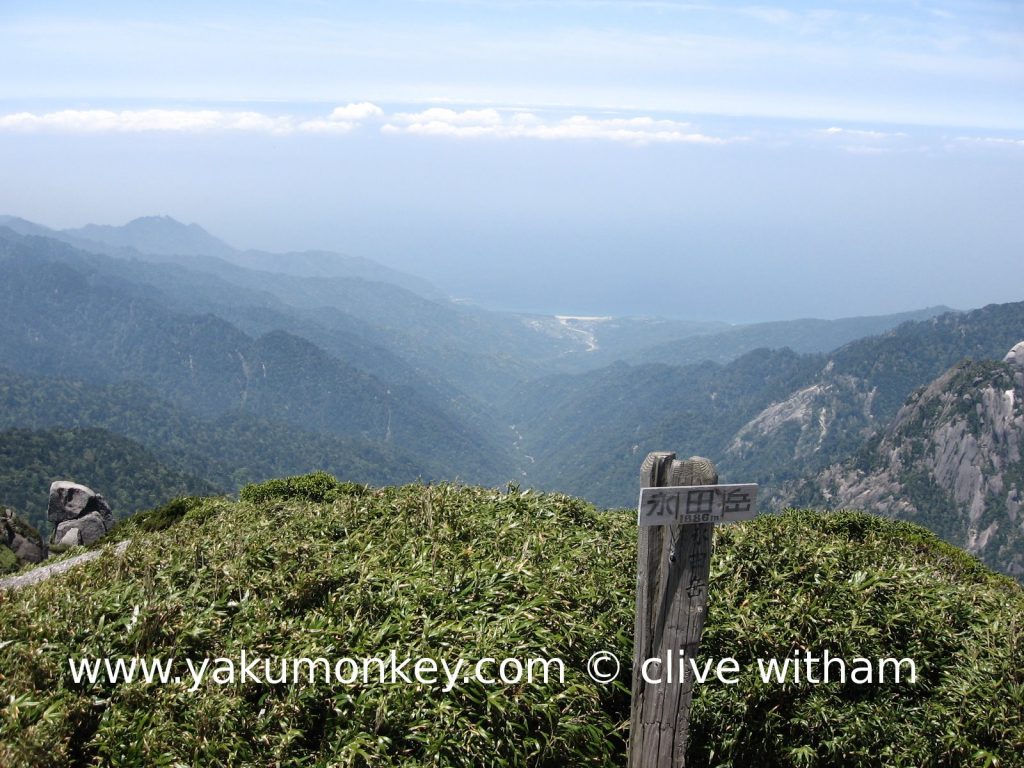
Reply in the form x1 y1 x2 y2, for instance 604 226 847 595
1 224 487 427
506 348 823 504
828 302 1024 417
67 215 237 259
718 301 1024 490
788 354 1024 578
56 216 721 371
0 222 571 402
50 216 573 390
507 302 1024 510
630 306 952 368
0 369 444 498
0 233 508 481
0 427 216 535
62 215 444 298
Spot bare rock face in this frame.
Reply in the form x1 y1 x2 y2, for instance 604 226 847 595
55 512 107 547
1005 341 1024 369
47 482 95 524
57 527 83 547
1 507 44 566
726 372 877 464
801 359 1024 579
47 481 114 546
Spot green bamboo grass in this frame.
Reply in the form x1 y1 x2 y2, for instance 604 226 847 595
1 474 1021 767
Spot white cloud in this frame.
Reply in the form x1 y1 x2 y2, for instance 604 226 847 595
821 126 905 140
296 119 357 134
952 135 1024 148
0 102 734 145
0 109 294 133
0 103 384 135
383 109 730 144
392 107 504 126
329 102 385 121
815 126 915 153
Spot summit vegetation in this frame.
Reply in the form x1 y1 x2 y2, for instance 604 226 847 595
1 477 1022 767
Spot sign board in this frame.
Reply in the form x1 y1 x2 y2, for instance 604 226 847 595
637 483 758 526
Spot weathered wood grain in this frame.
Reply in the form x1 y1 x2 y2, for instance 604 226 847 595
629 452 718 768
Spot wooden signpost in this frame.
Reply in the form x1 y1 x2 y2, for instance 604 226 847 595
629 452 757 768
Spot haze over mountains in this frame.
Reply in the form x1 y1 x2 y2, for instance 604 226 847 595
1 214 1021 578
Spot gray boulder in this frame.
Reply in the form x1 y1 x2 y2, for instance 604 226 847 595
55 511 108 547
1006 341 1024 369
10 533 43 563
57 527 82 547
1 508 44 564
95 494 114 528
47 481 115 546
48 481 97 524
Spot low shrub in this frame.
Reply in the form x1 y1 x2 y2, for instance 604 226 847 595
240 471 368 506
0 544 18 574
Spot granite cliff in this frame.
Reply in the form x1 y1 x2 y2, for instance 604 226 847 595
790 342 1024 578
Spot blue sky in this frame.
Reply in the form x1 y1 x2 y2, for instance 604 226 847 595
0 1 1021 320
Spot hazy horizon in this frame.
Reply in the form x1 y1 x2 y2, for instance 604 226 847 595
0 208 969 326
1 1 1021 322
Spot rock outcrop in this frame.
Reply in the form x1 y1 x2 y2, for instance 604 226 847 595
0 540 130 591
1 507 44 569
1006 340 1024 369
47 481 114 547
726 369 878 464
793 357 1024 578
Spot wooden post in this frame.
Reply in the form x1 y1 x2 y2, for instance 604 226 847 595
629 452 718 768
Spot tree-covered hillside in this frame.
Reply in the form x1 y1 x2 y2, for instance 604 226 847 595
2 220 1024 582
0 369 448 502
829 302 1024 418
0 232 511 484
505 347 822 503
0 427 216 535
629 306 951 369
509 303 1024 509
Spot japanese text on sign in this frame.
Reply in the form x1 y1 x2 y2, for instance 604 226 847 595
637 484 758 526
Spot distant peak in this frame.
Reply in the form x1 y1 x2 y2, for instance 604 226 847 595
65 215 235 257
125 215 193 229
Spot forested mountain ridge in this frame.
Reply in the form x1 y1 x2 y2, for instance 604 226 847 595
720 301 1024 491
628 306 952 369
503 347 824 503
0 219 617 378
785 354 1024 578
3 215 1023 578
0 369 443 504
507 302 1024 508
0 427 216 534
0 232 512 484
1 214 444 299
0 224 539 404
0 224 494 430
502 304 1024 577
0 218 954 391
